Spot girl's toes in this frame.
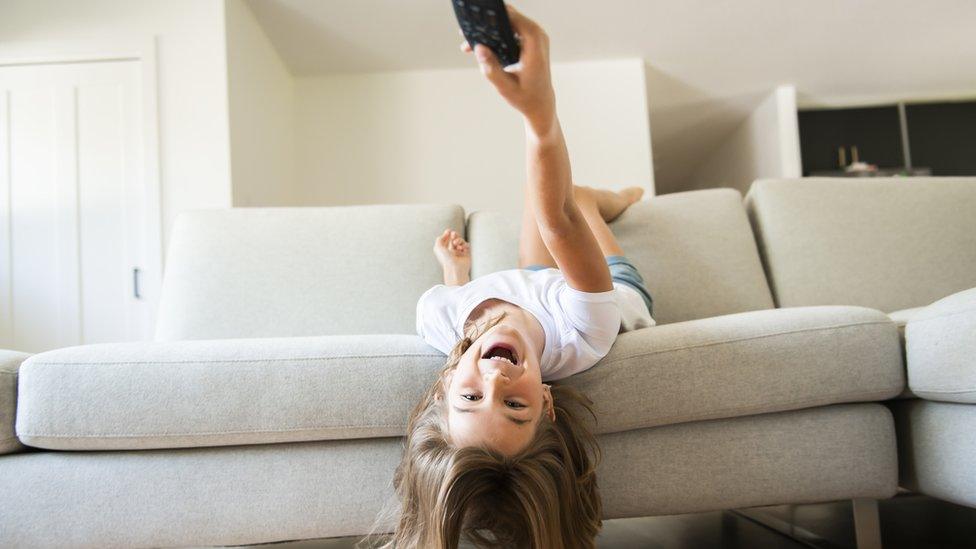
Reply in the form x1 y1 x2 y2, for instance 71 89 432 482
620 186 645 204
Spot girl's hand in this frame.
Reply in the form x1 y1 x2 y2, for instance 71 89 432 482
434 229 471 283
460 5 556 138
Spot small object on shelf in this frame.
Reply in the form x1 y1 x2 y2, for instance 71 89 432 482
809 166 932 178
845 161 878 174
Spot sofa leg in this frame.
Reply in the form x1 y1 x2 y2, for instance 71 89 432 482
730 499 884 549
728 506 837 548
852 498 882 549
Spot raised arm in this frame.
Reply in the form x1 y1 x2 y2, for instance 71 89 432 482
467 6 613 293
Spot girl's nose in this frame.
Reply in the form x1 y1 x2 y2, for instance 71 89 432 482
483 370 510 384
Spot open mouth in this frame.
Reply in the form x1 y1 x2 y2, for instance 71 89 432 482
481 343 519 366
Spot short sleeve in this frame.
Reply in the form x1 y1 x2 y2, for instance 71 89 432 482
416 285 461 355
556 285 622 355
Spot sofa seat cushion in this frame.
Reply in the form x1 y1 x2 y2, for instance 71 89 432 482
563 305 904 433
905 287 976 403
17 306 903 451
1 350 31 455
17 336 446 451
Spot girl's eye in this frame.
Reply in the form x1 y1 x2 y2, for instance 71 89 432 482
505 400 526 409
462 394 482 401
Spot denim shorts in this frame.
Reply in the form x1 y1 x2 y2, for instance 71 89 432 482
524 255 654 316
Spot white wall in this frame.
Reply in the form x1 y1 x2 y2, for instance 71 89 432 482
0 0 233 250
294 59 654 214
684 85 801 195
225 0 296 207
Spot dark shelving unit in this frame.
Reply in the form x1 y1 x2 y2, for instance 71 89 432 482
798 99 976 177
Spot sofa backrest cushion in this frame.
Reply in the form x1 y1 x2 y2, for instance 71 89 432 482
155 205 465 340
468 188 775 325
746 177 976 312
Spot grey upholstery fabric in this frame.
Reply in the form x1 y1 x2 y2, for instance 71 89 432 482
16 335 445 450
746 178 976 312
888 307 925 326
889 399 976 508
563 306 904 434
0 350 30 455
0 403 896 547
0 437 403 548
904 287 976 403
17 307 902 451
154 205 465 340
887 307 923 400
601 404 897 518
468 188 775 325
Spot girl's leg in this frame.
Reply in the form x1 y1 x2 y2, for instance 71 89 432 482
578 185 644 223
518 184 643 268
573 186 625 257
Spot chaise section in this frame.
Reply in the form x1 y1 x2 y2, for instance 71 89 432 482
889 400 976 508
155 204 465 340
1 350 31 455
890 288 976 507
468 188 775 325
0 404 897 548
16 307 902 451
903 287 976 403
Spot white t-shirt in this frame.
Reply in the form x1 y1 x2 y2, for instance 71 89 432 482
415 268 655 381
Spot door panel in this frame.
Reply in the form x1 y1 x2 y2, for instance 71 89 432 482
8 87 61 351
0 60 148 352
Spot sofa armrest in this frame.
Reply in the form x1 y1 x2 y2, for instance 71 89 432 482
1 350 31 455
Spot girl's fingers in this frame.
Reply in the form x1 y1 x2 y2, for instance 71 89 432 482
504 4 545 68
474 44 518 96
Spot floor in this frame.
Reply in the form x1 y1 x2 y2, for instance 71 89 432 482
227 492 976 548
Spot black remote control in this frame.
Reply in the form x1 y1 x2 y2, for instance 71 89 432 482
451 0 521 67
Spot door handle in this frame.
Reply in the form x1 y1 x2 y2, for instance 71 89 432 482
133 267 141 300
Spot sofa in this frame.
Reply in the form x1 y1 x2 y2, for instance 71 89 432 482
0 177 971 547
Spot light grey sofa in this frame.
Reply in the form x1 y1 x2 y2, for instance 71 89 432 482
746 177 976 511
1 186 921 547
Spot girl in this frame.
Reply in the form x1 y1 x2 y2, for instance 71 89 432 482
386 5 655 548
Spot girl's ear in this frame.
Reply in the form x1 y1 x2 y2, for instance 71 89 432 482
543 384 556 422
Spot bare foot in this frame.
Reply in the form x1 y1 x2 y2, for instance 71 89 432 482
618 186 644 206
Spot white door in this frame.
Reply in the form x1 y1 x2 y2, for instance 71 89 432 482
0 60 153 352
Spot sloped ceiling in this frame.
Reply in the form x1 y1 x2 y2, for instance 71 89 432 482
247 0 976 192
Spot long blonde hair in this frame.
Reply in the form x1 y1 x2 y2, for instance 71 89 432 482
371 313 602 548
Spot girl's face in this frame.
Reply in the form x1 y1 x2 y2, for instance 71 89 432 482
442 322 554 456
